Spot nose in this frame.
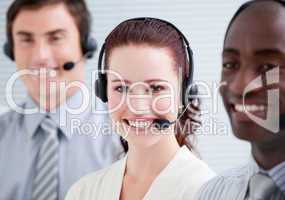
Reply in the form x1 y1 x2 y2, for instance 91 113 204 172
228 68 260 97
31 40 53 68
127 84 152 114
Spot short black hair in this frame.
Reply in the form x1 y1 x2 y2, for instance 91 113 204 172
224 0 285 44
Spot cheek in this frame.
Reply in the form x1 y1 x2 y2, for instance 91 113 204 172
153 98 171 112
20 73 39 90
61 63 85 82
219 85 227 100
220 71 232 85
107 90 123 110
152 94 179 115
56 44 81 60
219 77 229 99
15 52 29 69
107 90 126 120
280 83 285 111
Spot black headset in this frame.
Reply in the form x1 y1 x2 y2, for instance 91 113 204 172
95 17 197 108
3 32 97 61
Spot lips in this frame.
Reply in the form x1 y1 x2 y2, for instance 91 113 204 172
230 102 267 122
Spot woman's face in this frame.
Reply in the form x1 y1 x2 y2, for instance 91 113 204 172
107 44 181 148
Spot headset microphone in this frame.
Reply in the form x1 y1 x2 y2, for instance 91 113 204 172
63 62 76 71
153 119 175 130
153 103 193 130
63 52 94 71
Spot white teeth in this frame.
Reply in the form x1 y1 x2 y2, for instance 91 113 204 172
128 120 152 128
234 104 265 112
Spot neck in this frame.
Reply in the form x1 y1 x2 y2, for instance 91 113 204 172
126 134 180 182
252 140 285 170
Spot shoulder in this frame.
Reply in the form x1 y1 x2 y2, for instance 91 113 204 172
181 147 216 182
0 109 23 141
65 157 125 200
195 164 251 200
179 148 217 199
0 108 21 124
0 101 26 126
65 168 109 200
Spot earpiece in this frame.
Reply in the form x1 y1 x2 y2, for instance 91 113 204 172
81 35 97 59
3 41 14 61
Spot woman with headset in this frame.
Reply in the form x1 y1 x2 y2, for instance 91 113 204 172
65 18 215 200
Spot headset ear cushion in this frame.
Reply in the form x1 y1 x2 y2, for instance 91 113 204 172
189 83 198 96
95 74 108 103
83 36 97 58
182 79 198 107
188 83 198 101
3 42 14 61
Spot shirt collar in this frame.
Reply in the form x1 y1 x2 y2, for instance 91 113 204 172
24 96 46 138
260 161 285 193
24 91 91 140
250 155 285 193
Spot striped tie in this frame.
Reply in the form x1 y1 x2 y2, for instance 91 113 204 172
32 117 59 200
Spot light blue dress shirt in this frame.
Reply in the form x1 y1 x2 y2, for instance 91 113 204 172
0 91 124 200
196 155 285 200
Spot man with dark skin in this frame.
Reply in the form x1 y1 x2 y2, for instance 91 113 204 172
197 0 285 199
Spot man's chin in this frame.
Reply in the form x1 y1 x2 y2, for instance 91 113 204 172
231 121 275 142
29 92 61 111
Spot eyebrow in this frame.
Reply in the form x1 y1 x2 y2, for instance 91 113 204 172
223 47 285 57
16 31 33 37
111 79 131 84
15 29 67 38
222 48 240 56
253 48 285 57
111 79 169 83
45 29 67 36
